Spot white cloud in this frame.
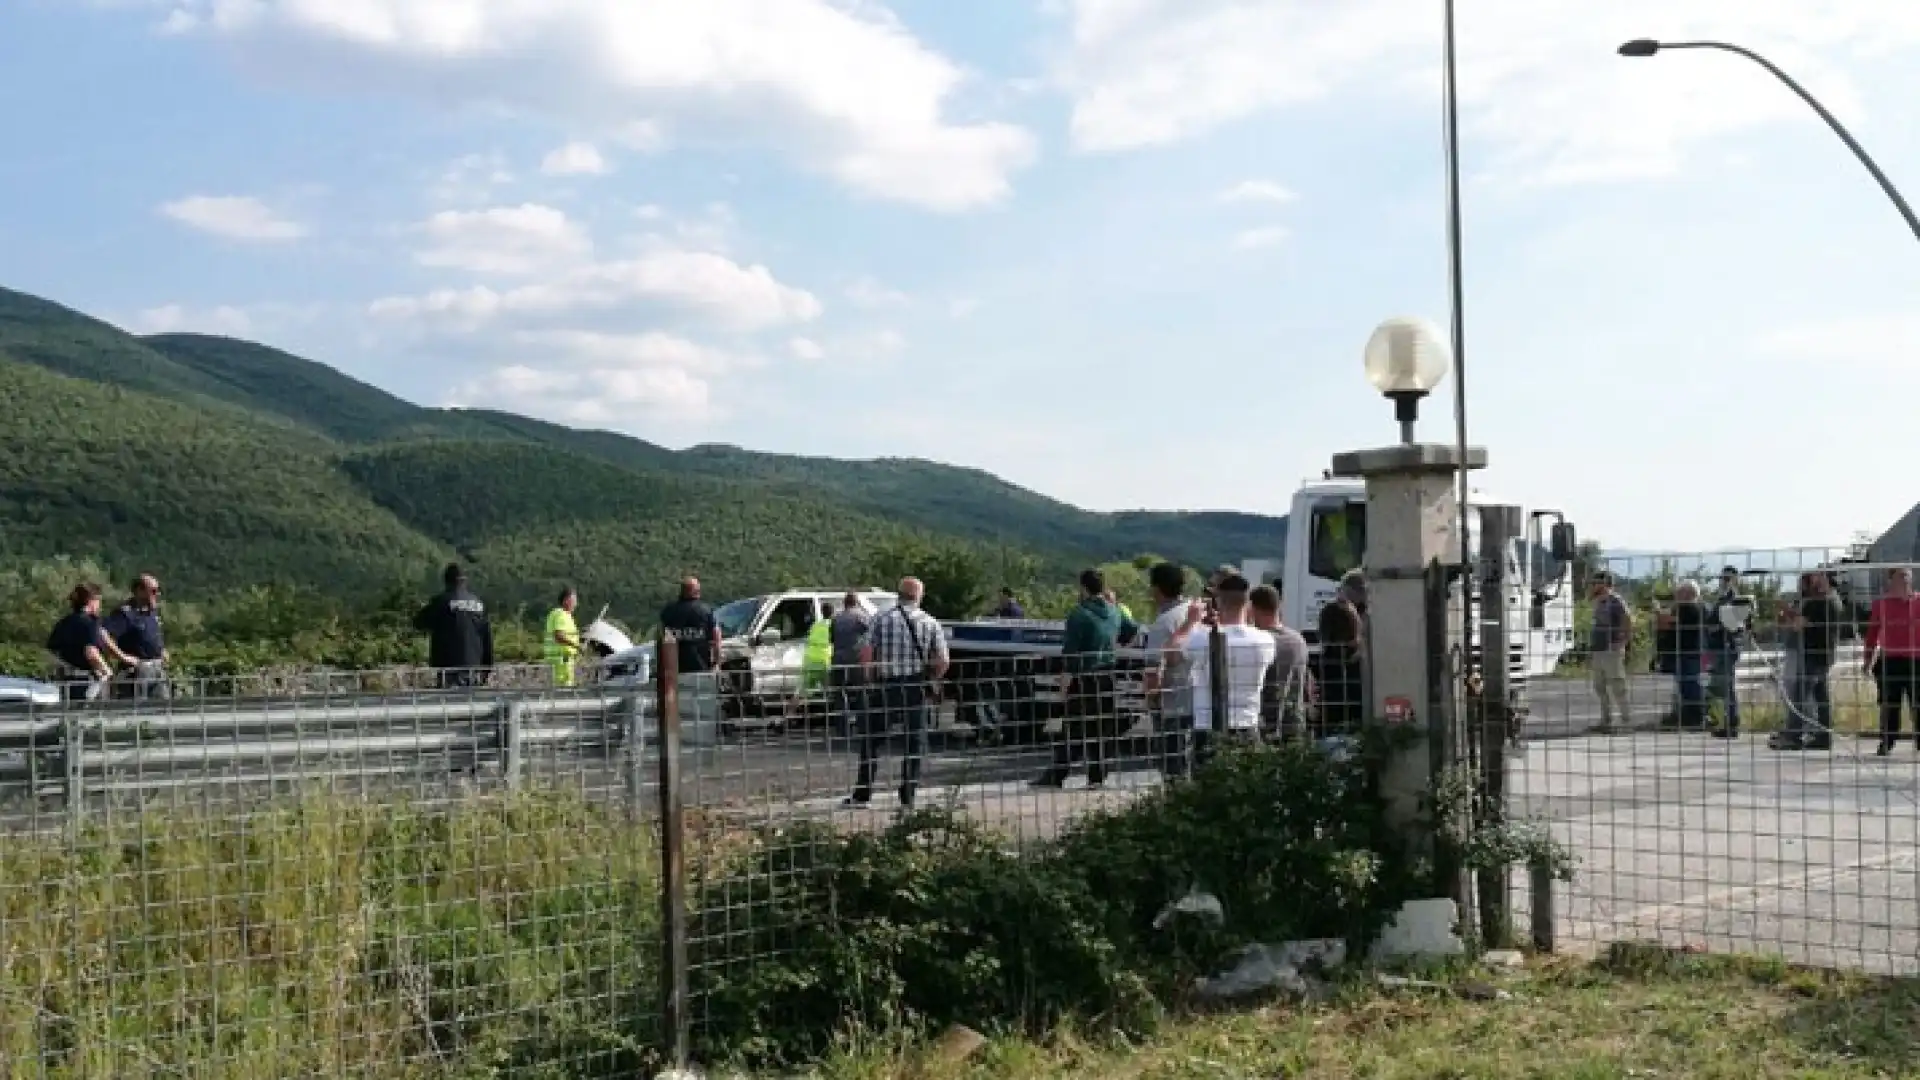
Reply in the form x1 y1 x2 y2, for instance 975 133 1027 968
129 303 254 336
165 0 1037 210
430 152 515 205
450 329 749 423
373 247 821 331
1233 226 1289 250
540 141 611 177
1051 0 1920 185
844 276 910 308
455 363 714 422
789 336 826 361
413 203 592 275
947 297 980 319
1218 179 1296 205
159 194 306 242
617 119 669 153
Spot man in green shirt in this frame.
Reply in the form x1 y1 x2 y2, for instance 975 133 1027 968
1034 569 1138 788
544 587 581 688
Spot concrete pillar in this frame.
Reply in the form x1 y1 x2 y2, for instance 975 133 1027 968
1329 443 1485 834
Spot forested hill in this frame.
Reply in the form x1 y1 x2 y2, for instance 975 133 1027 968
0 284 1287 619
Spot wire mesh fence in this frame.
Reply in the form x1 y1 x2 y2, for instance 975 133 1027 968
1505 546 1920 975
15 556 1920 1074
1 675 665 1078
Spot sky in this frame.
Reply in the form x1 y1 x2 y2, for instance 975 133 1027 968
3 1 1919 554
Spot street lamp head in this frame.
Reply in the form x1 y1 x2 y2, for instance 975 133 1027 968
1617 38 1661 57
1364 317 1450 397
1364 317 1450 443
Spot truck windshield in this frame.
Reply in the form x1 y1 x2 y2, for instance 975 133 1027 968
1308 501 1367 582
713 598 762 639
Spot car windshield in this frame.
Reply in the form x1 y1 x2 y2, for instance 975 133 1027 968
713 597 763 639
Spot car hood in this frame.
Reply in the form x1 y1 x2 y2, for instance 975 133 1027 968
0 675 61 706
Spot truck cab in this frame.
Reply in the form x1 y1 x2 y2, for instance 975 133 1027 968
1281 479 1575 697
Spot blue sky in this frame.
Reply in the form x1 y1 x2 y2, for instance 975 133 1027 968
3 1 1920 554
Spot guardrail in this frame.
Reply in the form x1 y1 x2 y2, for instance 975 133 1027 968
0 686 655 829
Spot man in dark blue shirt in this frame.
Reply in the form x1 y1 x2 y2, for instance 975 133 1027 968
104 574 169 699
992 587 1025 619
659 577 721 674
105 575 166 661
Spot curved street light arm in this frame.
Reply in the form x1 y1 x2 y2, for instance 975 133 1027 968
1661 40 1920 243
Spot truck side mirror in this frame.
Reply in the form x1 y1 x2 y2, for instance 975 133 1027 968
1550 522 1578 564
756 629 783 647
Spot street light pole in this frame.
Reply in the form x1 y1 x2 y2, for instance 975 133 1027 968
1617 38 1920 243
1443 0 1475 708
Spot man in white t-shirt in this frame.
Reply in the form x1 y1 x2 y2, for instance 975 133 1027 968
1167 572 1278 766
1140 561 1195 777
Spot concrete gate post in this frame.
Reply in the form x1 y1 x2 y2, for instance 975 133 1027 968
1329 443 1486 837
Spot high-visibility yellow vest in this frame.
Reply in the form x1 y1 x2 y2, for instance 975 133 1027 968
803 617 832 692
544 607 579 687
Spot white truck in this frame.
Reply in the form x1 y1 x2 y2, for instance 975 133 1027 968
942 478 1578 744
1280 476 1577 696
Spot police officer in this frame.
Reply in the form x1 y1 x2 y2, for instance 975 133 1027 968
104 573 170 699
414 563 495 689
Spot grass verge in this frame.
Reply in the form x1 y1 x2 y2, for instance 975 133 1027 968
811 945 1920 1080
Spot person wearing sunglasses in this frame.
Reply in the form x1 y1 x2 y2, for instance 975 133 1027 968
104 573 170 700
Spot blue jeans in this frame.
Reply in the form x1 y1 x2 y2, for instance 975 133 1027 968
1675 654 1706 727
1788 662 1832 741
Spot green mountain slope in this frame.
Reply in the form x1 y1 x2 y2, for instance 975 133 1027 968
340 440 925 614
0 357 450 595
0 282 1287 590
675 446 1286 568
0 288 243 407
141 332 477 443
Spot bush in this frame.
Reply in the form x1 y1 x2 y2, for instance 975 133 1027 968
1055 741 1420 981
689 812 1158 1067
689 743 1426 1068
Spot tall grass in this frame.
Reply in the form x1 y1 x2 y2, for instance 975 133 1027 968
1 790 662 1079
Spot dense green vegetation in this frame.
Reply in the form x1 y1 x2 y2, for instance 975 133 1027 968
0 358 450 597
0 282 1287 669
3 744 1447 1076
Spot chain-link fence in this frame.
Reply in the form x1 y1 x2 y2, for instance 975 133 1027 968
14 558 1920 1075
1503 546 1920 974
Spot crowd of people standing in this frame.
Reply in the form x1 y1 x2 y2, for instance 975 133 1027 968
1598 564 1920 754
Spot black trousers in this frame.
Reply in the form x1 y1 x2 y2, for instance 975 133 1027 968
1879 656 1919 748
1318 659 1362 735
852 677 929 805
829 666 867 738
1041 671 1118 784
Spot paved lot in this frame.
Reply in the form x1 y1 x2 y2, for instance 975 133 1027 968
1510 732 1920 974
721 717 1920 977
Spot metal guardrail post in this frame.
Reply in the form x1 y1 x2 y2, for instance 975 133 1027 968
502 700 524 792
63 707 82 839
1476 504 1521 947
624 690 647 824
655 634 690 1069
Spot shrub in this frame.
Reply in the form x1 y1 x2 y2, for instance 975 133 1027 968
1055 741 1421 983
689 743 1430 1068
689 811 1158 1067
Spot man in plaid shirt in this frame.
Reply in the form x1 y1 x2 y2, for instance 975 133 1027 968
846 576 949 809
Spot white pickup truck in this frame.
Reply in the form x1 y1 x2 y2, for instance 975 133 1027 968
592 588 898 730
